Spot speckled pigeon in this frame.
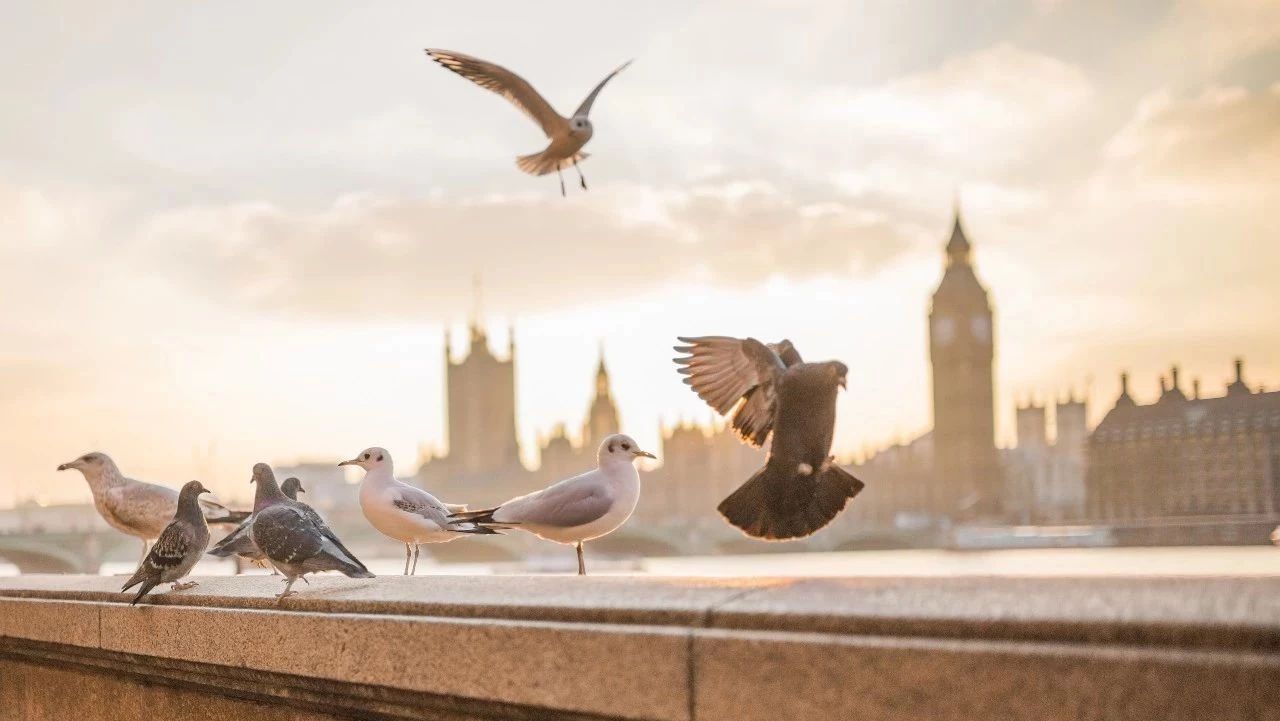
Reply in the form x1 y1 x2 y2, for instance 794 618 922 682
673 336 864 540
120 480 212 605
207 477 304 568
248 463 373 600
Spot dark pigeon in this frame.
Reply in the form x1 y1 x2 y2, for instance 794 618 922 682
247 464 373 600
207 477 304 567
674 336 864 540
120 480 212 605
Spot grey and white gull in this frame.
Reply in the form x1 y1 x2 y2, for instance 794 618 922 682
342 446 496 576
450 434 654 575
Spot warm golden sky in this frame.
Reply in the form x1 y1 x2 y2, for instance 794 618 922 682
1 1 1278 507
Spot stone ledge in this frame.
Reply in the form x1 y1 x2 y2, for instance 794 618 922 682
2 574 1279 720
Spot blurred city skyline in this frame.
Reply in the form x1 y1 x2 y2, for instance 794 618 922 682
1 0 1278 507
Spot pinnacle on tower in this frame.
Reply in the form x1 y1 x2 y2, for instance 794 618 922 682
946 203 972 265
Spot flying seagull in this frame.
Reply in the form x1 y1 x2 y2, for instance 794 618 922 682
342 446 496 576
57 452 250 565
673 336 865 540
207 477 305 570
248 463 373 601
120 480 211 605
424 49 632 196
450 434 654 575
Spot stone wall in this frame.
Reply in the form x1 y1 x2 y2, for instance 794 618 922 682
1 575 1279 720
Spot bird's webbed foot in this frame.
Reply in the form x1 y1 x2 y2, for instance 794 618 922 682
169 580 199 592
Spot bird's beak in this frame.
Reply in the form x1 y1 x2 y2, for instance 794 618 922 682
56 462 74 472
338 459 358 467
633 450 657 460
839 376 847 390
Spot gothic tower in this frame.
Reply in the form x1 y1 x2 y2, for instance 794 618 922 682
445 322 521 475
582 346 621 450
928 206 1001 518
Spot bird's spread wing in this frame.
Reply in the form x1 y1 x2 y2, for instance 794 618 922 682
673 336 790 447
105 482 177 537
252 505 323 565
425 49 566 137
572 59 632 118
502 476 613 528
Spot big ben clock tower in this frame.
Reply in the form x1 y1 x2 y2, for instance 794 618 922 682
928 206 1001 519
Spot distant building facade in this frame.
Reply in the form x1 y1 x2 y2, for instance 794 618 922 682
1085 361 1280 536
1003 396 1088 523
417 330 624 509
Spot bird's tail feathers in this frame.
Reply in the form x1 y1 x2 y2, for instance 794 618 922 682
449 523 505 535
120 567 147 593
516 150 588 177
718 462 865 541
448 507 513 533
216 509 252 524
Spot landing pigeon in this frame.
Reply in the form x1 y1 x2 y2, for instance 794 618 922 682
673 336 865 540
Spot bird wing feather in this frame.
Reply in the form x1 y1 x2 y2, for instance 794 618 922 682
391 485 452 527
498 474 613 528
425 49 567 137
105 482 177 538
572 59 632 118
252 505 324 565
673 336 791 447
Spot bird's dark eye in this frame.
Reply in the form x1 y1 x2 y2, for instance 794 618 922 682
376 454 384 462
608 442 616 452
622 443 631 451
362 453 370 460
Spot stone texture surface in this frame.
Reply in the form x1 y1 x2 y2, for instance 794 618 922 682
2 574 1279 720
692 628 1280 721
97 603 689 720
0 657 349 721
0 598 99 647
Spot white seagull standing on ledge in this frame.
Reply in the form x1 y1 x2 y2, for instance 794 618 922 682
424 49 632 196
342 447 496 575
449 434 655 575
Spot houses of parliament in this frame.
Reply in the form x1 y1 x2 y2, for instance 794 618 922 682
414 209 1280 547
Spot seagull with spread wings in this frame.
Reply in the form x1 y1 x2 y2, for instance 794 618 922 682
673 336 865 540
425 49 631 196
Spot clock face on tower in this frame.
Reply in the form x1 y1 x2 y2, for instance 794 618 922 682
971 315 990 343
933 316 955 345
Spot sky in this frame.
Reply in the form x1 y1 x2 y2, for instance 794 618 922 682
1 0 1278 507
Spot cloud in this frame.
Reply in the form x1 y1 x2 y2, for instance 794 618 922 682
132 182 916 319
1103 83 1280 195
